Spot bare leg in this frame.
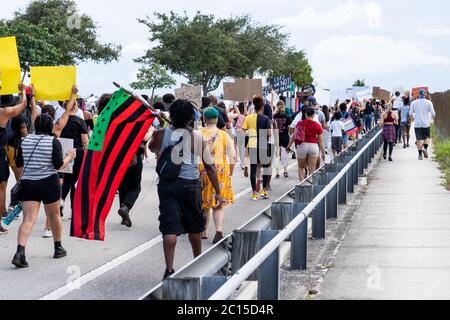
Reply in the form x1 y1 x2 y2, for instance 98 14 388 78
17 202 41 247
213 208 224 233
308 156 319 177
12 167 22 182
163 235 177 271
202 208 212 239
298 158 307 182
0 182 7 215
188 233 202 258
44 201 63 242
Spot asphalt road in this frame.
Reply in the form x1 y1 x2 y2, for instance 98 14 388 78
0 153 315 300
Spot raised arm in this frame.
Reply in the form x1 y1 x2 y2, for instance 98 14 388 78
30 84 38 125
1 84 27 120
54 86 78 137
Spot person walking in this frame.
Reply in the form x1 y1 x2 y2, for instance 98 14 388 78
391 91 404 144
380 104 399 161
149 99 225 279
329 112 346 157
399 97 412 148
199 107 235 244
0 84 28 234
363 100 375 132
242 96 272 201
60 99 89 220
409 89 436 160
11 115 76 268
274 101 292 178
287 107 325 182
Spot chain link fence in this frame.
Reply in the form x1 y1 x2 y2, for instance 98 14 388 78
431 90 450 138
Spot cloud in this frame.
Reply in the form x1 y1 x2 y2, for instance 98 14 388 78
273 0 381 30
310 35 450 85
418 27 450 37
122 40 152 57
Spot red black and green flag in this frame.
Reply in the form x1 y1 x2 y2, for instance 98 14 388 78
72 88 156 240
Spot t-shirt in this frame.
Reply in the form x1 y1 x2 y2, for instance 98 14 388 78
298 119 323 144
60 115 88 150
330 120 345 137
55 106 84 124
274 113 292 147
392 97 403 111
399 105 410 123
242 113 271 149
291 109 325 129
409 98 436 128
7 115 27 148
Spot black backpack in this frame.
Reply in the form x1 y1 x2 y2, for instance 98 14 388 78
156 129 191 181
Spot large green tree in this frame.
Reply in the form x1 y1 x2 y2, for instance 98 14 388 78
130 63 176 101
269 49 313 86
136 11 288 95
0 0 121 78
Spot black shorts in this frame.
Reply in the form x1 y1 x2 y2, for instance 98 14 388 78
245 136 249 148
0 149 10 183
331 137 343 154
158 178 205 236
19 174 61 204
415 127 431 141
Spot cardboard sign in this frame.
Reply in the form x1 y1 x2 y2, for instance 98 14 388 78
270 75 291 94
31 66 76 101
223 79 262 101
412 86 429 99
57 138 74 174
0 36 22 95
352 86 372 101
174 85 202 109
372 87 391 101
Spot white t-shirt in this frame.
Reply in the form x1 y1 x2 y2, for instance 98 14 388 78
409 98 436 128
392 97 403 111
290 109 325 129
54 106 84 124
330 120 345 137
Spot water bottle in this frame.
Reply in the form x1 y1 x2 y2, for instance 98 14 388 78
3 203 23 226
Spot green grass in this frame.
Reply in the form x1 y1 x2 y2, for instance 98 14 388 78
431 124 450 189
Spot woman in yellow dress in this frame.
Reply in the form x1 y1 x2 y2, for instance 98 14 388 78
200 107 236 244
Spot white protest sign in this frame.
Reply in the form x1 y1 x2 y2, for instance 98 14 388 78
58 138 74 174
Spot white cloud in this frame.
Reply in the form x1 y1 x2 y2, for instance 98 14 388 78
273 0 381 30
310 35 450 85
122 40 152 57
418 27 450 37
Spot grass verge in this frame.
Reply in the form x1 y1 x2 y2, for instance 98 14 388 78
431 124 450 190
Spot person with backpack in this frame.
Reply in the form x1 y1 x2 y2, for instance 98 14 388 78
149 99 225 280
0 84 28 233
287 107 325 182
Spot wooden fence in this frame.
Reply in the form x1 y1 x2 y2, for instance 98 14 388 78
431 90 450 138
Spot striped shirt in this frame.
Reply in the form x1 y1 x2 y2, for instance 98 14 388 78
17 134 64 181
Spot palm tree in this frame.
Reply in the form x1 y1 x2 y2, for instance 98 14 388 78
353 79 366 87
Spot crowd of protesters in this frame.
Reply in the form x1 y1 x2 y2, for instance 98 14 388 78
0 80 436 279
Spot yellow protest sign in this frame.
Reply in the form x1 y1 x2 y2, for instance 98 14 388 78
31 66 76 101
0 36 22 95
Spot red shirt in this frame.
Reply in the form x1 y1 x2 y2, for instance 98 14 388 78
300 119 323 143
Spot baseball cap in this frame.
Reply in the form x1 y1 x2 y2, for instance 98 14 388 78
307 96 317 105
419 89 426 96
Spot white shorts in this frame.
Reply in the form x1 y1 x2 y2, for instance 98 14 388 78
296 143 319 159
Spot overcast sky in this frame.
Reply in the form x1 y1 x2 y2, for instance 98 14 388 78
2 0 450 100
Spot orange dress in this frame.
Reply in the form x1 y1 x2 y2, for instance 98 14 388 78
199 127 235 209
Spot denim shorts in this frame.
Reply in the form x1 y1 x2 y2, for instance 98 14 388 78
158 178 205 236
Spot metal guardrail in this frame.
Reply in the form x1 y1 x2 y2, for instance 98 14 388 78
141 126 383 300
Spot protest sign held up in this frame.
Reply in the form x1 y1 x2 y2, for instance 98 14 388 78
270 75 291 94
175 85 202 109
0 36 21 95
223 79 262 101
31 66 77 101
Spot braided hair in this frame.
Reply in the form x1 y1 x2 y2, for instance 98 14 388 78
169 99 196 129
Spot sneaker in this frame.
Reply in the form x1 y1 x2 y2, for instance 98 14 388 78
275 174 280 179
163 269 175 280
118 205 132 228
403 144 407 149
284 172 289 178
251 194 258 201
419 155 423 160
54 246 67 259
260 191 269 199
12 252 28 268
212 231 224 244
383 154 387 160
43 229 53 238
243 167 249 178
389 157 393 162
423 149 429 159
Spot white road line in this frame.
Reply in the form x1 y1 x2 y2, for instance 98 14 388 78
40 236 163 300
40 161 299 300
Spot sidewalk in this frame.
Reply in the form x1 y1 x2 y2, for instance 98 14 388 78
318 141 450 300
